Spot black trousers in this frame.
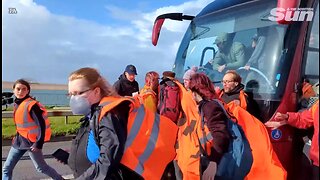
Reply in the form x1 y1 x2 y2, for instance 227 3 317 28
312 165 319 180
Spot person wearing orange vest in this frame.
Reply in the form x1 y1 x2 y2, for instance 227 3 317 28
219 70 248 110
302 78 316 100
266 100 319 180
219 70 261 120
68 67 177 179
174 73 287 180
188 73 231 179
138 71 159 112
2 79 63 180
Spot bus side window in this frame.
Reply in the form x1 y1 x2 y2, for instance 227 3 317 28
302 3 319 107
303 3 319 87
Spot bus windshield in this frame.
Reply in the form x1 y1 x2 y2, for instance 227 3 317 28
174 0 288 98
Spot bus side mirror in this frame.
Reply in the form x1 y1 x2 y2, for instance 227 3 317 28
152 18 165 46
151 13 195 46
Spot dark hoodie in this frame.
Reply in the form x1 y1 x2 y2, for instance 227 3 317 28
221 83 246 104
113 73 139 96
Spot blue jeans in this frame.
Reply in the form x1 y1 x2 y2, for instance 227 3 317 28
2 147 63 180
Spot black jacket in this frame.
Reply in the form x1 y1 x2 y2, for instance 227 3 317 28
113 74 139 96
221 84 246 104
12 95 46 150
198 100 230 164
77 101 143 180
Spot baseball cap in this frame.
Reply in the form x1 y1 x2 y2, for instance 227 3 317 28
125 65 137 75
161 71 176 80
214 32 229 44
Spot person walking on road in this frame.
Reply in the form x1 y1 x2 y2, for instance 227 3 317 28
2 79 63 180
67 67 177 179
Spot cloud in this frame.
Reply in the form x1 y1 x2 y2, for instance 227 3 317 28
2 0 211 86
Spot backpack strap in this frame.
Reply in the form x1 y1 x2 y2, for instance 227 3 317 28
158 83 168 113
199 109 209 157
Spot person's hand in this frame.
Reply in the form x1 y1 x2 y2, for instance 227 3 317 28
217 65 226 72
30 145 40 152
265 112 288 130
56 159 67 165
274 112 289 121
244 65 250 70
202 161 217 180
264 120 287 130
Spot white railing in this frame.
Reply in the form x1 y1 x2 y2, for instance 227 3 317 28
2 110 74 124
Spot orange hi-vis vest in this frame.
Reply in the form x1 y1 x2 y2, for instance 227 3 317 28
219 89 248 110
302 82 316 99
174 81 204 180
97 96 178 180
140 88 157 100
229 106 287 180
14 97 51 142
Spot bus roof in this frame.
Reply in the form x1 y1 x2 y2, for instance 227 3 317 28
197 0 259 17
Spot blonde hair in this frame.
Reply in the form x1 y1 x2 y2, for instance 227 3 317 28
225 70 242 83
145 71 159 86
69 67 118 97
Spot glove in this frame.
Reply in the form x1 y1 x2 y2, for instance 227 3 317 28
202 161 217 180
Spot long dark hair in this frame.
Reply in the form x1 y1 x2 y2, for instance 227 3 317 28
189 73 217 100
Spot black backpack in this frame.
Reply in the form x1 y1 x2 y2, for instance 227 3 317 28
68 116 92 178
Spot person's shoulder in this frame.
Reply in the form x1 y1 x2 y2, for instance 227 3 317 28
203 100 223 111
232 41 245 50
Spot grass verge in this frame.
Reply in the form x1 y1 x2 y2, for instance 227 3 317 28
2 116 83 139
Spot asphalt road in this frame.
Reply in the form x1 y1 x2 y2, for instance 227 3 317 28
2 140 74 180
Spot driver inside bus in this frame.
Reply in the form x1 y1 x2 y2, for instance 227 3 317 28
209 32 246 73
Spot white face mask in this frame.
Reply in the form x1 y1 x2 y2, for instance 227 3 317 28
69 95 91 115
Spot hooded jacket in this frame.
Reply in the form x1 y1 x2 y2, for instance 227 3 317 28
113 73 139 96
220 84 247 105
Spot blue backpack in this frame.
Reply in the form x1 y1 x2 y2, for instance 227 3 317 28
200 100 253 180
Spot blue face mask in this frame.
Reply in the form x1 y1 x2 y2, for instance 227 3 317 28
69 95 91 115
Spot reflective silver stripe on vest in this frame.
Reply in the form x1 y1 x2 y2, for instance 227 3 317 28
100 101 112 107
29 127 40 134
23 99 34 124
28 124 50 134
199 133 213 145
134 112 160 175
124 106 145 151
16 100 37 128
16 122 37 128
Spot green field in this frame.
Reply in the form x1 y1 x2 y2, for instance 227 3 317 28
2 116 83 139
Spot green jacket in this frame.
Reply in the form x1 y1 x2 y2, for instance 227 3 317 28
212 42 246 70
